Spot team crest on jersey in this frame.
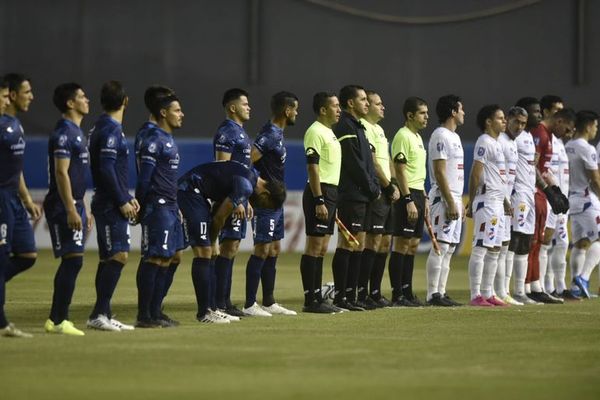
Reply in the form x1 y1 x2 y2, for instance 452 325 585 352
436 142 444 152
107 136 116 148
218 134 226 143
519 203 526 212
477 147 485 157
533 137 540 145
148 142 157 153
58 135 67 146
76 136 82 142
490 216 498 226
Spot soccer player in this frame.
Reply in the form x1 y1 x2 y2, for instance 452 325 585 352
425 95 465 307
389 97 429 307
0 73 41 283
178 161 286 323
243 91 298 317
87 81 138 331
135 92 183 327
331 85 380 311
300 92 342 314
1 75 32 338
213 88 252 317
466 105 508 307
569 110 600 298
358 90 398 309
43 83 92 335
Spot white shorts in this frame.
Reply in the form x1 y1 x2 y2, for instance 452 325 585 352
552 213 568 246
511 191 535 235
502 215 511 242
570 204 600 243
545 200 557 229
472 196 504 248
429 195 463 244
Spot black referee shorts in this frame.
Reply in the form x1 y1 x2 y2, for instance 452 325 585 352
366 194 393 235
393 188 425 238
337 200 368 234
303 183 337 236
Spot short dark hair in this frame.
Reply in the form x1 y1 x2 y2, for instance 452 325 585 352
312 92 336 114
222 88 249 107
148 93 179 120
3 73 30 92
338 85 364 110
403 97 427 119
53 82 82 113
0 75 8 90
271 91 298 116
515 97 539 111
540 95 563 113
436 94 461 123
476 104 502 132
575 110 599 133
144 85 174 112
553 107 576 124
100 80 126 112
250 179 286 209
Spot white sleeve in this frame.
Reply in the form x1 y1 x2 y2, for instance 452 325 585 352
584 145 598 170
473 138 488 163
430 132 449 161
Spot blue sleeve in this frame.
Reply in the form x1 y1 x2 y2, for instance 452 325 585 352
254 134 270 155
214 127 235 154
99 134 132 206
52 130 72 159
135 138 159 202
228 176 253 207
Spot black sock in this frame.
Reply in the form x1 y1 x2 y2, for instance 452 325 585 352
245 255 265 308
0 250 9 327
261 256 277 306
162 262 179 301
90 259 123 319
136 261 159 321
214 256 230 309
49 256 84 324
332 248 351 303
403 254 415 298
209 258 217 310
389 251 405 301
150 267 168 319
5 256 36 282
191 257 211 318
357 249 376 301
345 251 362 302
300 255 317 306
369 252 388 300
314 257 324 302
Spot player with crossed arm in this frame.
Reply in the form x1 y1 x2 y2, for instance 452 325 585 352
44 83 92 335
425 95 465 307
242 91 298 317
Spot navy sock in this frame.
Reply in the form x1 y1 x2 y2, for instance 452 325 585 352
90 259 123 319
357 249 376 301
389 251 405 301
214 256 230 309
136 261 159 321
245 255 264 308
191 257 211 318
403 254 415 298
0 249 9 327
369 252 388 300
49 256 83 324
209 258 217 310
5 256 36 282
332 248 351 303
314 257 324 302
300 255 317 306
261 256 277 306
150 267 168 319
94 261 105 299
345 251 362 302
162 262 179 301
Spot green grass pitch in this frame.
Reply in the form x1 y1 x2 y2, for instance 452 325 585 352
1 250 599 399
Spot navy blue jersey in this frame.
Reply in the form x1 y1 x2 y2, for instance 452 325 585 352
134 121 157 174
45 118 90 209
136 126 179 208
178 161 256 207
253 121 286 182
89 114 132 207
213 119 251 166
0 114 26 192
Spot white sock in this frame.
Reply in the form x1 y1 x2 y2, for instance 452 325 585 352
525 283 531 294
545 246 555 293
570 247 586 284
481 251 500 298
550 244 567 293
530 280 542 292
439 245 455 295
505 250 515 295
513 254 528 296
539 244 550 292
582 241 600 280
468 246 487 300
494 245 509 298
425 243 449 300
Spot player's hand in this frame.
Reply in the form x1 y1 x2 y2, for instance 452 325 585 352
233 204 246 221
407 201 418 224
130 198 141 213
246 203 254 220
119 202 137 220
445 200 459 220
390 185 400 202
67 209 83 231
465 203 472 219
86 212 94 233
504 199 513 217
24 199 42 221
211 242 220 258
315 204 328 221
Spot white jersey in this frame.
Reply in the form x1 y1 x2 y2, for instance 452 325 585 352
554 136 569 195
498 132 518 197
565 138 599 214
473 133 506 201
427 127 464 198
513 130 536 195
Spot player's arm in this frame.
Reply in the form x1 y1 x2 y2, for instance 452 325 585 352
18 173 41 220
215 151 231 161
251 145 263 164
135 144 157 206
99 135 136 219
394 159 418 224
210 198 238 243
432 159 458 220
372 151 399 201
307 160 327 221
587 168 600 199
55 157 82 231
466 161 484 218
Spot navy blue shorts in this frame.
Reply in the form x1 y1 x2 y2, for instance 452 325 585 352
0 190 37 255
45 201 87 258
141 204 184 259
178 189 212 248
92 205 131 260
219 212 247 242
253 207 284 244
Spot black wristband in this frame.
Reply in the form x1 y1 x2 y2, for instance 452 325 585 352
402 193 413 205
383 183 395 197
314 195 325 205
